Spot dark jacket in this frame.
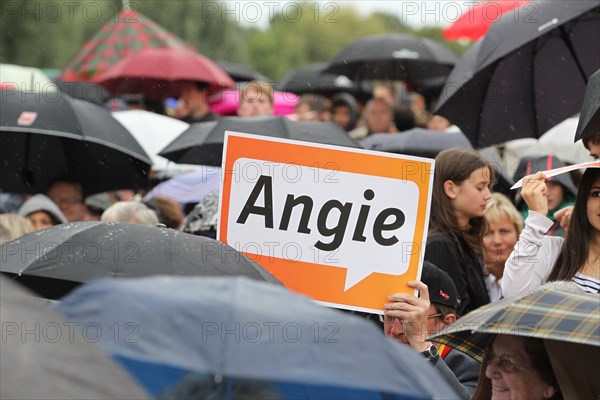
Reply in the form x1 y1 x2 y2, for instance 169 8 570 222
425 234 490 315
431 348 481 400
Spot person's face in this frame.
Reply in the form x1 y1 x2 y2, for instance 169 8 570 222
180 82 206 111
373 86 395 104
27 211 54 231
427 115 451 131
295 103 315 121
332 105 351 129
47 182 86 222
384 305 446 344
238 88 273 117
448 167 493 223
545 181 565 211
485 336 557 400
484 214 519 265
367 101 393 133
587 177 600 232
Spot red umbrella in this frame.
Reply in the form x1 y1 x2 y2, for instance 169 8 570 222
92 48 235 99
59 10 193 81
443 0 531 41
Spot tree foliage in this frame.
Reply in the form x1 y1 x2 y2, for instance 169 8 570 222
0 0 470 82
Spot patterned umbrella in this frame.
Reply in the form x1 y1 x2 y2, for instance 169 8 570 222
429 285 600 363
59 9 193 81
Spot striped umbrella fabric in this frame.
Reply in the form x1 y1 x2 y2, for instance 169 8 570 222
429 286 600 362
59 9 193 81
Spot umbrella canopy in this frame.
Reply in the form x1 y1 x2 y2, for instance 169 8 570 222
55 276 457 398
93 47 235 99
159 116 360 166
489 116 593 171
0 277 149 399
0 221 280 299
324 33 458 81
59 9 193 81
111 109 195 174
0 63 58 92
0 91 151 195
443 0 531 41
54 80 111 105
575 68 600 142
435 0 600 148
359 128 472 159
429 285 600 363
217 60 269 82
143 166 221 207
277 62 357 95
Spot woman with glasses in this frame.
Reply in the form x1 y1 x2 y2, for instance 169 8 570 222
473 335 561 400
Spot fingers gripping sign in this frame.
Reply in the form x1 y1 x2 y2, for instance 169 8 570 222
521 172 549 216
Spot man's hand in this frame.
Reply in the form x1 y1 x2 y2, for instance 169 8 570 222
384 281 432 352
521 171 549 216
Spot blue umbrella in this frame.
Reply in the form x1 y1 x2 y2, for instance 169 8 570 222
55 276 457 399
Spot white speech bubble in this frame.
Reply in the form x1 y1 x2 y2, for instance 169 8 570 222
227 158 421 291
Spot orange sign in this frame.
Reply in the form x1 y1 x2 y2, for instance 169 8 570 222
218 132 435 313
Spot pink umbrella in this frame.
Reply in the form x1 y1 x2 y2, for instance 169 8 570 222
209 90 299 116
443 0 531 41
93 47 235 99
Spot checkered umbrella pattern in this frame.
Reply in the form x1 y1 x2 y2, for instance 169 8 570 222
59 9 194 81
429 287 600 363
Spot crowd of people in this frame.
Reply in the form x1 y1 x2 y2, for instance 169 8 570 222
1 73 599 399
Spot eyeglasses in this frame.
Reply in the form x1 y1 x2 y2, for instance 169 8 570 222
379 313 443 324
484 348 524 373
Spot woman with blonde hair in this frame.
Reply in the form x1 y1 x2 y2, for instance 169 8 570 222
482 193 523 301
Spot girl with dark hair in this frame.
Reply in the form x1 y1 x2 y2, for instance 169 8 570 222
424 148 494 315
502 168 600 297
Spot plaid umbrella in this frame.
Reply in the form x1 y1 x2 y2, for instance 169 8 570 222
428 286 600 363
59 10 193 81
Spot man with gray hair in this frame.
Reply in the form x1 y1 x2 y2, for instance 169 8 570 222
101 201 158 226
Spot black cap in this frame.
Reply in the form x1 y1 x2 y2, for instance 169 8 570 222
421 261 458 310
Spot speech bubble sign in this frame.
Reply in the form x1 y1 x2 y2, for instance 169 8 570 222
227 158 420 291
219 132 435 313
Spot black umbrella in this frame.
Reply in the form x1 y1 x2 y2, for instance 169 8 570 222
323 33 458 82
159 115 360 166
575 68 600 142
278 62 358 95
435 0 600 148
217 60 268 82
0 221 281 299
0 277 150 400
54 80 112 105
0 91 151 195
359 129 472 159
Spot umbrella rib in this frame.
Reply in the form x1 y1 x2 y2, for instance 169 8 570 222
559 25 589 84
530 41 540 137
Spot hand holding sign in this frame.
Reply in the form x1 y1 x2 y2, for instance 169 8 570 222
219 133 435 313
